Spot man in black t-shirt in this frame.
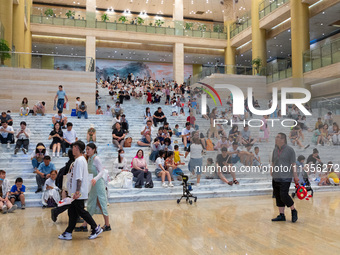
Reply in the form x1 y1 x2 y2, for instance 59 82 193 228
215 147 238 185
306 148 322 165
112 123 126 151
153 107 167 127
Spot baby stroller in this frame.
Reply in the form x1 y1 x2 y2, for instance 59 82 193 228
292 175 314 198
177 174 197 205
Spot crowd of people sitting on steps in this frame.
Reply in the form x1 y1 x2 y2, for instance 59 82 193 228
1 74 340 216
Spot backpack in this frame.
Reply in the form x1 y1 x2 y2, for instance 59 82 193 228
206 139 214 151
124 137 132 147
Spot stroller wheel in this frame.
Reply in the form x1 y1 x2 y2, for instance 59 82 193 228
189 200 193 205
177 199 180 204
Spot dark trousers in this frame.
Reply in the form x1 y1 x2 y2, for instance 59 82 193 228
54 204 69 217
36 174 48 189
57 99 65 112
15 139 29 150
272 180 294 208
65 199 97 233
131 168 153 186
0 133 14 144
61 141 72 153
153 117 167 127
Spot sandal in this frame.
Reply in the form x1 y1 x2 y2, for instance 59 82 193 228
233 179 239 185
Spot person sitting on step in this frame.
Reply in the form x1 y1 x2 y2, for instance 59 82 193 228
48 122 63 158
131 149 153 188
14 121 30 155
35 155 56 193
0 170 18 214
77 101 88 119
87 124 96 143
153 107 167 127
154 151 174 188
33 101 46 116
62 122 78 157
52 110 68 129
20 97 30 116
137 120 154 147
112 122 126 151
0 121 15 149
42 170 60 208
9 177 26 209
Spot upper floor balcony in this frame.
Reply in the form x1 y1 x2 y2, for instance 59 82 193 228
30 6 228 40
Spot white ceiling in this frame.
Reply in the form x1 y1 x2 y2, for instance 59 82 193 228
34 0 252 22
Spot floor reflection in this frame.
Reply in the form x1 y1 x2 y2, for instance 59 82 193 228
1 192 340 254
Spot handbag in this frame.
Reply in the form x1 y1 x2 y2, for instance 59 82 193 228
124 137 132 147
62 162 74 192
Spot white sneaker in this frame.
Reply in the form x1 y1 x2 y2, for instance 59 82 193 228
2 205 7 214
57 152 60 158
162 182 168 188
7 143 10 149
168 182 174 187
58 232 72 240
88 225 103 240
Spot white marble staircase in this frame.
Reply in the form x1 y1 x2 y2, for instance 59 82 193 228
1 87 339 207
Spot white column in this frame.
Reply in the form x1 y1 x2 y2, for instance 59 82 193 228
86 35 96 72
173 42 184 85
173 0 183 36
86 0 96 28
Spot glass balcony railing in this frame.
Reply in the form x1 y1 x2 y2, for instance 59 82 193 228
230 12 252 38
266 59 292 84
187 65 265 85
303 38 340 72
0 52 94 72
31 6 227 40
259 0 290 19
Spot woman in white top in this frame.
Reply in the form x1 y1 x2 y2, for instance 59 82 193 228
42 170 60 207
76 143 111 232
185 131 204 186
154 151 173 188
144 107 152 124
112 114 121 129
113 149 129 174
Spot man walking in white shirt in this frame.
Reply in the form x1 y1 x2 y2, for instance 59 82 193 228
58 141 103 240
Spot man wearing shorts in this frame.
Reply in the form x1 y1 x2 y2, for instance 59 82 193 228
137 120 155 147
271 133 299 223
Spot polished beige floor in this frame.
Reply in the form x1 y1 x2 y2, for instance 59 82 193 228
1 192 340 255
